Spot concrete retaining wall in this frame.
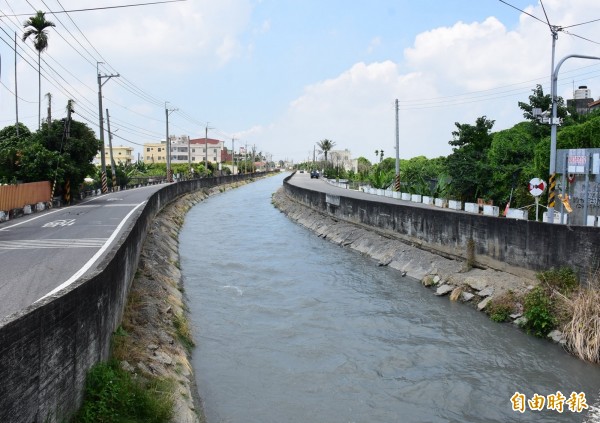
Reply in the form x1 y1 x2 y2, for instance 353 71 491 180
0 173 264 423
283 176 600 281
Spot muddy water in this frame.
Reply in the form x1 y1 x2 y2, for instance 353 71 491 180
180 174 600 423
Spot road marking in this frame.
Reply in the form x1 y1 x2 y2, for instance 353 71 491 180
0 238 107 250
37 201 146 302
0 209 63 231
42 219 76 228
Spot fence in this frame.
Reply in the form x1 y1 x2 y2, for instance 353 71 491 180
0 181 51 211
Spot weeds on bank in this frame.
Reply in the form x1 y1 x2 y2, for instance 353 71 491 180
561 271 600 363
174 312 195 352
487 291 517 323
522 286 557 337
485 266 600 364
71 360 173 423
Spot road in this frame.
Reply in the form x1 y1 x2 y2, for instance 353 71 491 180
289 171 461 211
0 184 165 319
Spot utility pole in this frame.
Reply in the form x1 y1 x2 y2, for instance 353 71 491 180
106 109 118 190
14 33 19 136
232 137 236 175
204 123 213 172
97 62 119 193
45 93 52 127
547 26 560 220
394 98 400 191
187 135 191 172
165 102 177 182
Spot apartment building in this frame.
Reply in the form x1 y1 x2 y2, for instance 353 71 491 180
93 145 135 165
141 136 227 165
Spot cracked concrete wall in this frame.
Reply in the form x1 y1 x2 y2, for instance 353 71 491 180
284 177 600 281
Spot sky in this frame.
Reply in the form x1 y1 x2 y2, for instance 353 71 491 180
2 0 600 164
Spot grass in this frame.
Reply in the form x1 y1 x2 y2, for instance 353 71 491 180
487 290 518 323
523 286 557 337
173 312 195 352
71 361 173 423
560 273 600 363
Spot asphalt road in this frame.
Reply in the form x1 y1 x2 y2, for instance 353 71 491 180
0 184 165 319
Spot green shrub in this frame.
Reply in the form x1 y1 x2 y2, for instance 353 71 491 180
537 267 579 295
487 291 517 323
523 286 557 337
72 361 173 423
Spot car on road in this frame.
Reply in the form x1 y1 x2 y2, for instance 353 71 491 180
310 170 320 179
299 169 305 173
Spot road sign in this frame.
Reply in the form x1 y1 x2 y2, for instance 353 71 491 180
528 178 546 197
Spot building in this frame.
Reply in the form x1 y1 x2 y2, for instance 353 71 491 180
328 149 354 171
188 138 225 164
567 85 596 115
142 141 168 163
142 136 227 165
93 145 135 166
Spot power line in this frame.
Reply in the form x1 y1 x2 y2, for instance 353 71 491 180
1 0 187 17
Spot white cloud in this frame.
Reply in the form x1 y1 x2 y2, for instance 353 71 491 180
247 1 600 162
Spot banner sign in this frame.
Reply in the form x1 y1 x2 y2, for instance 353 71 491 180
568 149 587 174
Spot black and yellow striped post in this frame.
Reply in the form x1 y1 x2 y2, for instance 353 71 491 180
101 171 108 194
548 173 556 210
64 179 71 204
394 173 401 192
50 180 57 208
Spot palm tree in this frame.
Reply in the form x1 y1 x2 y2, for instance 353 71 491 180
22 11 56 130
316 139 335 163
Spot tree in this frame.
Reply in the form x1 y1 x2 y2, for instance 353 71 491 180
400 156 448 196
316 139 335 163
518 84 568 139
0 123 31 183
15 119 99 200
22 11 56 130
446 116 495 201
355 157 371 180
487 123 536 208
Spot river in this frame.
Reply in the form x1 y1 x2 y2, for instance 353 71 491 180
179 173 600 423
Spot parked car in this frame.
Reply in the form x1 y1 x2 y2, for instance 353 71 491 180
310 170 320 179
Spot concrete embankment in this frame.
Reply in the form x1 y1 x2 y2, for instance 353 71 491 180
116 176 278 422
271 187 533 311
0 172 271 423
115 188 217 423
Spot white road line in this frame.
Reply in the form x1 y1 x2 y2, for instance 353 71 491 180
0 239 107 250
0 209 63 231
36 201 146 302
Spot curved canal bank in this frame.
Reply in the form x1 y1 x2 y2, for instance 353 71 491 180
105 177 270 422
109 172 600 422
179 174 600 423
271 185 596 353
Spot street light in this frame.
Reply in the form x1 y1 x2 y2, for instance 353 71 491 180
547 54 600 223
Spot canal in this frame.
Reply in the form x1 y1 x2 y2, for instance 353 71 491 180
179 173 600 423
